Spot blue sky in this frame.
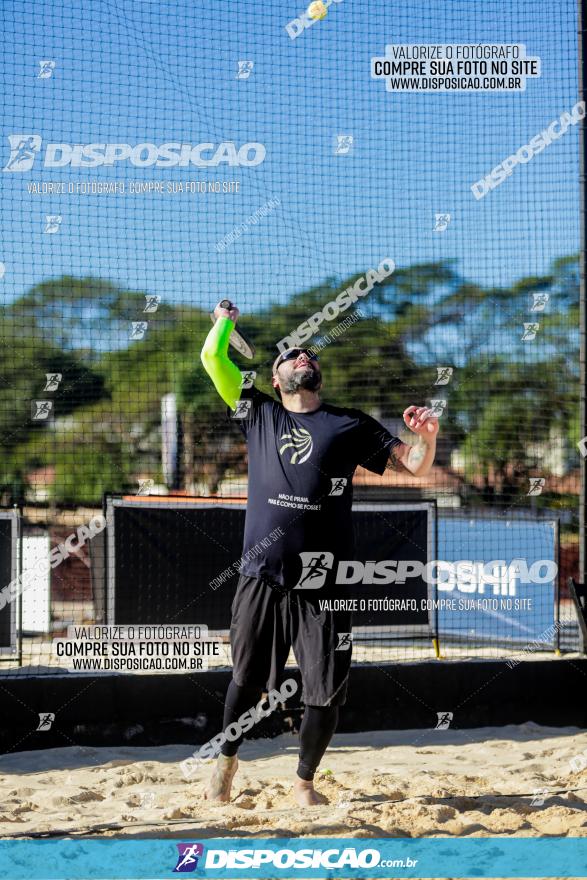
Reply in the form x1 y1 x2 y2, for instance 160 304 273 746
0 0 580 315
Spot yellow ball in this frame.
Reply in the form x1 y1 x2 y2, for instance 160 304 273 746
307 0 327 20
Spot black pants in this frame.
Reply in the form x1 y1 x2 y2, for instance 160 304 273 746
220 679 339 781
222 574 353 779
229 574 352 706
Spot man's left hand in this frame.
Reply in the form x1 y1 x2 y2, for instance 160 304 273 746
403 406 439 438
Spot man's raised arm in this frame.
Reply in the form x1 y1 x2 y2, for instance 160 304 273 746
386 406 439 478
200 302 243 410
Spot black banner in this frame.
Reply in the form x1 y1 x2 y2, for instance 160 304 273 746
350 507 430 626
0 516 15 650
107 500 433 631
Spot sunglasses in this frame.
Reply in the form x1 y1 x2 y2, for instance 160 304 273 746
276 348 319 367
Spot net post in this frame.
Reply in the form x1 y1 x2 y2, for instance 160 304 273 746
555 517 562 655
15 504 23 668
431 500 442 658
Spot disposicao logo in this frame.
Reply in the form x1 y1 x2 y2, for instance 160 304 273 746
3 135 266 171
173 843 204 873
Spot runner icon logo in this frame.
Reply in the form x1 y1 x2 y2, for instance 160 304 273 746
294 551 335 589
36 712 55 731
240 370 256 389
3 134 42 171
435 711 453 730
336 632 353 650
173 843 204 873
329 477 347 495
232 399 253 419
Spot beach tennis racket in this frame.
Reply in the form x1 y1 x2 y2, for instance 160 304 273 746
210 299 256 360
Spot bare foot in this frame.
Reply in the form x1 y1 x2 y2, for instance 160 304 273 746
293 777 327 807
204 754 238 803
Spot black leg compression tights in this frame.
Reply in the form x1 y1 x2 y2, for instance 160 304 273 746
219 680 339 781
296 705 339 781
220 679 263 757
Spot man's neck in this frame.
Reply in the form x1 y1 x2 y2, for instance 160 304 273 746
281 390 322 413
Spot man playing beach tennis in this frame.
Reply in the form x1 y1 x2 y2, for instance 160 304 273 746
200 301 438 806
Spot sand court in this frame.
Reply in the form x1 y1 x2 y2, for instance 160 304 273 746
0 723 586 840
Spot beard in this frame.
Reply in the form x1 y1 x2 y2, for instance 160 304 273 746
281 365 322 394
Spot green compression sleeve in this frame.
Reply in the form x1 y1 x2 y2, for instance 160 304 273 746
200 316 243 410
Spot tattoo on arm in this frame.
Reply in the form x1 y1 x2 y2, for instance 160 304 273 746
385 441 429 475
385 444 410 474
408 444 427 469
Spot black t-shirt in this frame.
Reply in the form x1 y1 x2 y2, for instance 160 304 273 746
230 388 401 589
